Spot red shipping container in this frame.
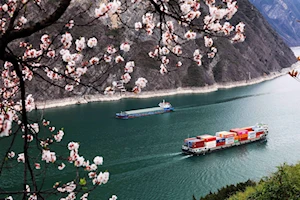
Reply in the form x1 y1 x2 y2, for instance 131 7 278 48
240 127 254 131
191 140 205 148
216 142 225 146
240 137 248 141
196 135 216 142
204 137 216 142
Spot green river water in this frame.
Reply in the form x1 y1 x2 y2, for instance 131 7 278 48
2 75 300 200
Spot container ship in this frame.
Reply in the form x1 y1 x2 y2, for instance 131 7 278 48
116 100 174 119
182 123 268 155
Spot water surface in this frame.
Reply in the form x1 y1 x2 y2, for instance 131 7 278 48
2 75 300 200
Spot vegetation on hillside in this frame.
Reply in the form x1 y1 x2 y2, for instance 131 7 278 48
198 162 300 200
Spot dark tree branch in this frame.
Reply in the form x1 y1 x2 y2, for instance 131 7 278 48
3 0 71 43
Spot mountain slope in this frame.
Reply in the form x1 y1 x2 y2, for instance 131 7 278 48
28 0 297 101
249 0 300 47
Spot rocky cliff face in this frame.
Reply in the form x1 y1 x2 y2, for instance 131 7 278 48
29 0 296 101
249 0 300 47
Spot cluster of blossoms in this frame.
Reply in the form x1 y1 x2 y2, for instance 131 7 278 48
95 0 121 19
131 0 244 73
0 0 32 32
9 117 114 199
0 93 34 138
104 42 148 95
0 107 14 137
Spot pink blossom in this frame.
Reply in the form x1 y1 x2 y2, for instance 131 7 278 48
2 4 8 12
134 22 142 30
93 156 103 165
132 86 141 94
121 73 131 83
41 34 51 45
28 194 37 200
80 193 89 200
25 94 35 112
135 77 148 88
160 64 168 75
235 22 245 32
204 36 213 47
54 130 64 142
172 45 182 55
65 84 74 91
75 37 86 52
159 47 170 55
61 32 73 49
19 16 27 24
120 42 130 52
4 61 12 69
42 150 56 163
65 20 74 29
42 119 50 126
90 164 97 171
176 61 182 67
88 172 97 178
207 52 215 58
87 37 98 48
184 31 196 40
95 4 109 18
68 142 79 151
7 151 15 158
222 22 234 35
124 61 135 73
107 45 117 54
35 163 40 169
115 55 124 63
89 57 100 65
107 0 121 14
74 156 85 167
104 54 112 62
47 50 55 58
58 163 66 170
17 153 25 163
22 134 33 142
109 195 117 200
180 3 191 14
161 56 169 65
0 117 12 137
93 171 110 185
231 32 245 43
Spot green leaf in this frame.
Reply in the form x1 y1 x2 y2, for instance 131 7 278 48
79 178 87 186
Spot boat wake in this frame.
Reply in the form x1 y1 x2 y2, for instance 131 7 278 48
110 153 187 180
174 93 270 111
178 154 193 160
106 152 182 168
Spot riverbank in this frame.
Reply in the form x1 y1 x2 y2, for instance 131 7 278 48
35 65 297 110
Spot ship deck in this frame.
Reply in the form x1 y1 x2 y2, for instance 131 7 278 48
123 107 164 115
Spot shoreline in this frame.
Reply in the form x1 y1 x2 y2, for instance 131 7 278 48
35 66 296 110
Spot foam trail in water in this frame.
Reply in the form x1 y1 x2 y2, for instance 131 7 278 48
106 152 183 167
178 154 193 160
